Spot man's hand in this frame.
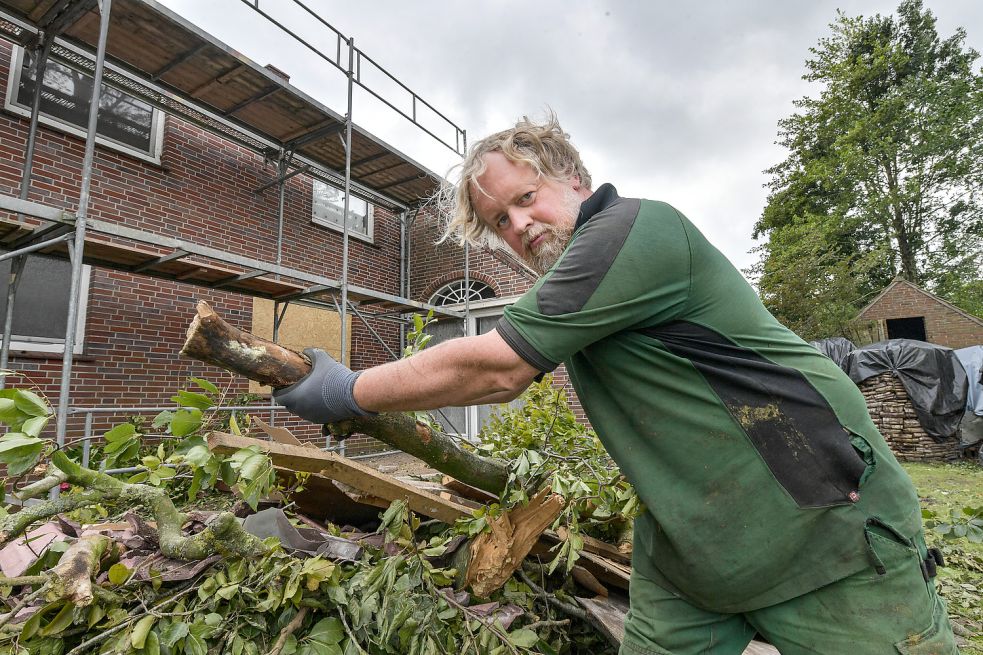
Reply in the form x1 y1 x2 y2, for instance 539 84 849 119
272 348 374 424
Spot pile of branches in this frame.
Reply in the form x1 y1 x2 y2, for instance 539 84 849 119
0 367 637 654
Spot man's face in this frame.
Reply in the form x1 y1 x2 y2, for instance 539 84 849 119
470 152 590 274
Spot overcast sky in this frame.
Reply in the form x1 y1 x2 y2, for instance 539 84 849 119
157 0 983 275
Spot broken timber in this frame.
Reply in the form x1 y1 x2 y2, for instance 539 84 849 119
182 301 509 493
209 432 472 525
208 433 579 597
465 486 566 598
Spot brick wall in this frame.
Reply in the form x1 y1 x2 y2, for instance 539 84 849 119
0 39 401 450
409 209 589 425
0 35 597 459
857 280 983 350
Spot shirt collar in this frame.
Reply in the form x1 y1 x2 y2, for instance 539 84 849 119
575 183 619 229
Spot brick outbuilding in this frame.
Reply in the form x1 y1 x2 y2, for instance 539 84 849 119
855 279 983 349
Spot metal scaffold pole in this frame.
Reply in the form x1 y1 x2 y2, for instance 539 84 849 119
339 36 354 364
55 0 113 451
1 36 54 388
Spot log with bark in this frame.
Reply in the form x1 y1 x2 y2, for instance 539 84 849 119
0 452 268 561
181 301 509 493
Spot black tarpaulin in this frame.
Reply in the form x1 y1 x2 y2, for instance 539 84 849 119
847 339 968 440
809 337 856 373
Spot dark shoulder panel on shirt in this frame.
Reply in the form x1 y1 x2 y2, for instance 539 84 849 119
536 197 641 316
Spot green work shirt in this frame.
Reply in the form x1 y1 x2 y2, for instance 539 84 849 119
496 184 922 613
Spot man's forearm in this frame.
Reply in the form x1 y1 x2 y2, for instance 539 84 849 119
352 330 538 413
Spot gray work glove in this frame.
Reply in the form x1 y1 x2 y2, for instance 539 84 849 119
272 348 374 424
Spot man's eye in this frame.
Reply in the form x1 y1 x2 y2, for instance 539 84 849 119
496 215 509 228
519 192 533 203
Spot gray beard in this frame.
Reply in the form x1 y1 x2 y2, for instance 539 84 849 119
528 223 574 274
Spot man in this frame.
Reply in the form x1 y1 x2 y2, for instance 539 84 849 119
276 117 958 654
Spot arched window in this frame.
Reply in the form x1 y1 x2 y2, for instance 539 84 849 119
428 279 495 306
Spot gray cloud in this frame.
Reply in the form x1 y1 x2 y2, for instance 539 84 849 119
159 0 983 273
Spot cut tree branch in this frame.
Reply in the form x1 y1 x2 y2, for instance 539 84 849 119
0 452 268 561
181 301 509 493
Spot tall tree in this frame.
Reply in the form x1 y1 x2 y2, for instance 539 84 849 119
751 0 983 339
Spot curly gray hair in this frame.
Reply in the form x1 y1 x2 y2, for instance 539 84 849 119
438 113 591 246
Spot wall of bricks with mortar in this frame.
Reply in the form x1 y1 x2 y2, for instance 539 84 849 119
409 210 589 425
0 40 401 451
858 283 983 350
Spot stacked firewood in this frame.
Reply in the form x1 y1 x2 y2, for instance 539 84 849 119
858 372 959 461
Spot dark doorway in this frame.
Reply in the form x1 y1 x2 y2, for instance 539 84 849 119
886 316 927 341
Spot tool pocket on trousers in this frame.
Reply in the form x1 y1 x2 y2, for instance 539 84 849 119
894 594 958 654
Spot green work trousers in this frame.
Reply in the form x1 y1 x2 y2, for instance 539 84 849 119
621 528 959 655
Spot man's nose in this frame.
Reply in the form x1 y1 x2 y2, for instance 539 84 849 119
509 208 534 233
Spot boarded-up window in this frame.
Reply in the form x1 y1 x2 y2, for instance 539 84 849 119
250 299 350 394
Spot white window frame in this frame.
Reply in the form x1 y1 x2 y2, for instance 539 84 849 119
430 296 518 440
4 45 166 165
311 179 374 243
0 261 90 355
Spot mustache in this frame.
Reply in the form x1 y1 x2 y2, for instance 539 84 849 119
523 228 549 248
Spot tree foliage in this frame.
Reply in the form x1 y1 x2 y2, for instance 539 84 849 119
750 0 983 339
0 374 625 655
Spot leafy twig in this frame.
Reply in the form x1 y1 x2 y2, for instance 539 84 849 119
267 606 308 655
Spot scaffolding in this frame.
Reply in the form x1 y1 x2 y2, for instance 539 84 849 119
0 0 473 448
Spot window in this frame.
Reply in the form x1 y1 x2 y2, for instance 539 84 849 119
4 45 165 163
429 280 495 306
312 180 373 240
886 316 927 342
249 298 348 394
426 285 522 440
0 253 89 354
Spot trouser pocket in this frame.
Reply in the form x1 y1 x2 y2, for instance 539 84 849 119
860 523 958 654
894 594 959 654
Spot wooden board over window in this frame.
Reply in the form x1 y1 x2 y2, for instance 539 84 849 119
249 298 350 394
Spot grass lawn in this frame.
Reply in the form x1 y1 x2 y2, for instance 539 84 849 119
903 461 983 653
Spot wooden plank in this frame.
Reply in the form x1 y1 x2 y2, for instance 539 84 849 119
272 467 379 527
440 475 498 503
208 432 473 525
576 593 629 646
577 593 780 654
252 417 306 447
543 527 632 566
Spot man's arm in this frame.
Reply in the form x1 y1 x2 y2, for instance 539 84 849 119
353 328 540 412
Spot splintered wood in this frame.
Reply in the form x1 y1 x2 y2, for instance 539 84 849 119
207 432 595 598
465 486 566 598
208 432 473 525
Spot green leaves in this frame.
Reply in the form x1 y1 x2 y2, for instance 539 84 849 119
225 446 276 510
299 617 344 655
102 422 142 468
402 310 435 358
0 388 52 475
131 615 156 649
170 409 203 437
171 390 214 411
0 432 47 476
923 506 983 543
108 563 133 586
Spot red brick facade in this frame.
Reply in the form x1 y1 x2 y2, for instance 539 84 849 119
409 213 588 424
856 279 983 350
0 37 590 455
0 39 400 450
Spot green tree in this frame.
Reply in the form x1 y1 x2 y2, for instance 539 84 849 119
751 0 983 339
